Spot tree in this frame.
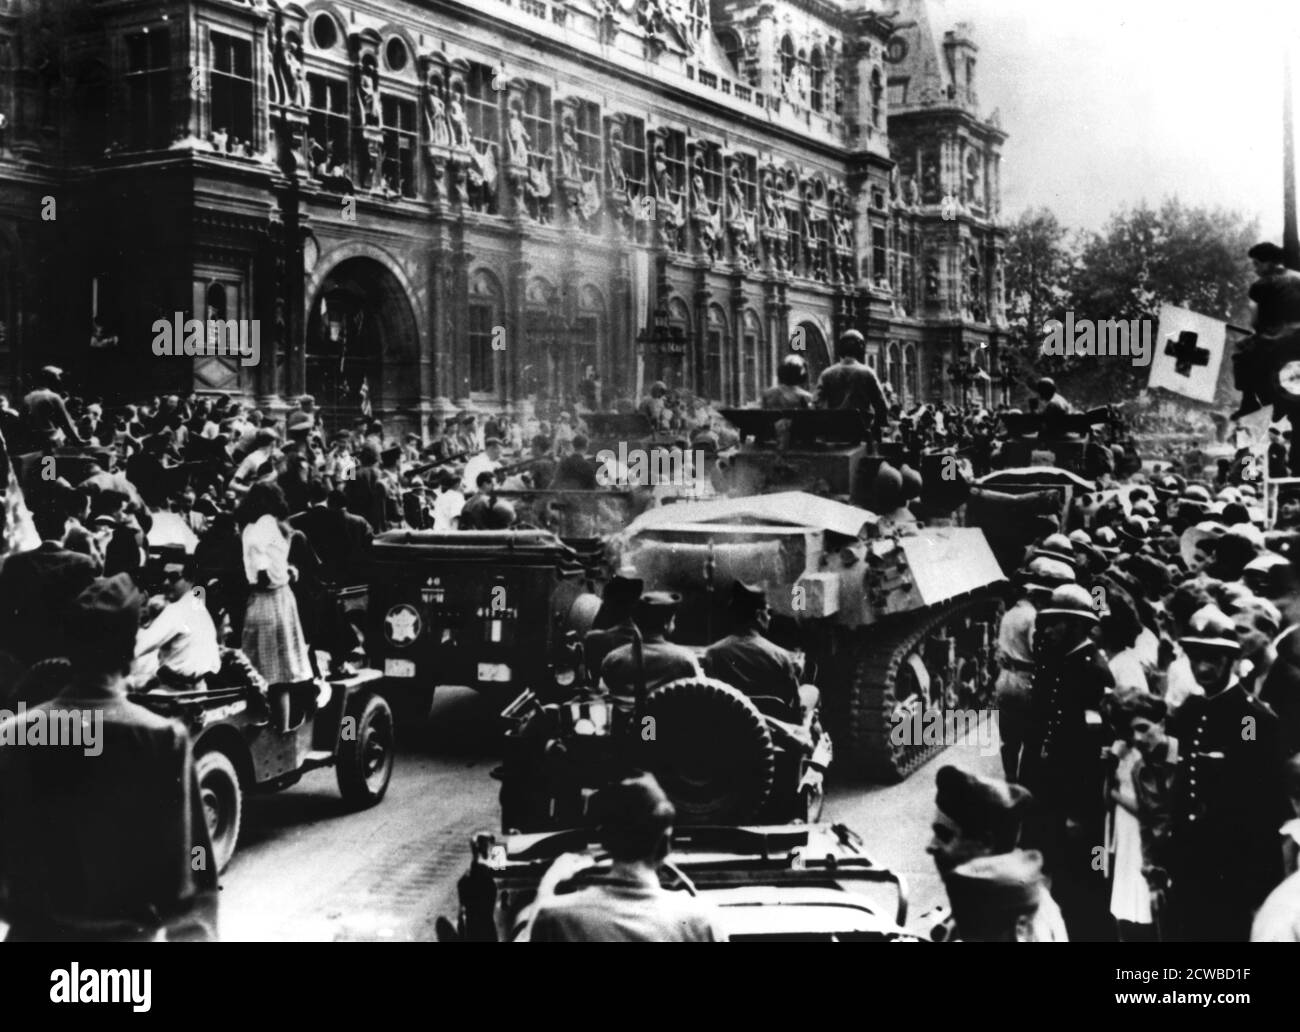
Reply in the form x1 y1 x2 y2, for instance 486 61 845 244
1064 199 1257 404
1001 199 1258 407
1002 207 1073 395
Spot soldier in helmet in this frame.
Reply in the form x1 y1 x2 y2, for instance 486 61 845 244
761 355 814 410
813 329 889 428
1035 377 1075 441
1020 583 1113 941
1165 605 1289 941
996 557 1075 783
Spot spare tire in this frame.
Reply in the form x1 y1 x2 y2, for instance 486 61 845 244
642 677 776 824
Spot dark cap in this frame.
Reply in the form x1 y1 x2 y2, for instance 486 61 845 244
65 574 143 652
603 574 645 605
1249 241 1287 263
935 766 1032 844
946 849 1047 941
730 580 768 615
638 591 682 610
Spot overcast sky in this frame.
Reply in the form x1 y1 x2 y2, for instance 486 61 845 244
934 0 1299 239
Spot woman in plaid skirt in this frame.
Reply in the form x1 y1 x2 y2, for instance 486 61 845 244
236 483 313 713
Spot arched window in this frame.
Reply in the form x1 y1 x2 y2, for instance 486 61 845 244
718 29 743 76
780 35 796 79
742 309 764 403
810 48 825 113
887 341 902 398
903 343 920 405
705 305 728 403
468 269 504 397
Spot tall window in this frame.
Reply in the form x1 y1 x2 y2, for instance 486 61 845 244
718 30 742 75
521 82 553 220
870 68 884 127
872 226 888 287
705 307 726 403
618 115 646 193
307 75 349 176
810 48 825 112
381 95 417 197
210 33 254 149
465 64 501 214
694 141 723 205
742 311 763 403
574 100 601 180
125 29 171 150
467 271 502 396
653 128 687 250
785 207 803 276
780 35 795 78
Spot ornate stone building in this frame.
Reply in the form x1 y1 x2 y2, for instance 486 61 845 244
0 0 1007 431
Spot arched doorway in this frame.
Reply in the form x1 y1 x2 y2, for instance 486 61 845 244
795 319 830 381
306 256 419 432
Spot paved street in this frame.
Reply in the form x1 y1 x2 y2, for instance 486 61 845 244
220 687 1002 941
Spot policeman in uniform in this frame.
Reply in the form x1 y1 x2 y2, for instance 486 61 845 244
760 355 814 410
0 575 218 941
702 581 815 719
599 592 700 699
995 557 1075 783
1020 583 1113 941
1166 606 1289 942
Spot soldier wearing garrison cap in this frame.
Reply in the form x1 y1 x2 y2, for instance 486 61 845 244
1165 606 1290 941
599 592 701 699
702 581 812 718
582 574 643 679
0 575 218 941
945 849 1055 942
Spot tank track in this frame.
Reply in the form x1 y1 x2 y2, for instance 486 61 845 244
825 593 1006 783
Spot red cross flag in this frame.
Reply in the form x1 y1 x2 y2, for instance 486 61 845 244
1146 304 1228 404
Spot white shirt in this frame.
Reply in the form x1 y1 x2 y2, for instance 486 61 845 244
234 446 276 484
1108 648 1149 699
432 489 465 530
242 514 292 588
1163 651 1203 711
462 453 501 493
135 591 221 677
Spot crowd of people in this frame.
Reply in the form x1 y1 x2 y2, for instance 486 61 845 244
962 471 1300 942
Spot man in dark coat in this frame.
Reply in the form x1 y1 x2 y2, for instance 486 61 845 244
813 329 889 428
1166 606 1290 942
343 442 388 534
702 580 808 717
600 592 700 698
582 574 642 681
0 508 98 664
1019 583 1113 941
0 575 218 940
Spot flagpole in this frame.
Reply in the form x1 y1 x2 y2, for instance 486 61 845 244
1285 47 1298 269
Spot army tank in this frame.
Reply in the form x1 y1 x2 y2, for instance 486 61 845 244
608 408 1007 782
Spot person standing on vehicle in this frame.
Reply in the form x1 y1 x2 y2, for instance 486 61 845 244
526 772 725 942
600 592 700 699
813 330 889 430
702 581 816 721
22 366 84 450
1231 242 1300 421
761 355 814 410
0 574 219 941
925 766 1067 942
236 483 314 725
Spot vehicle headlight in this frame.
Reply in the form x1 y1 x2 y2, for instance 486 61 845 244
555 666 577 688
1280 360 1300 397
